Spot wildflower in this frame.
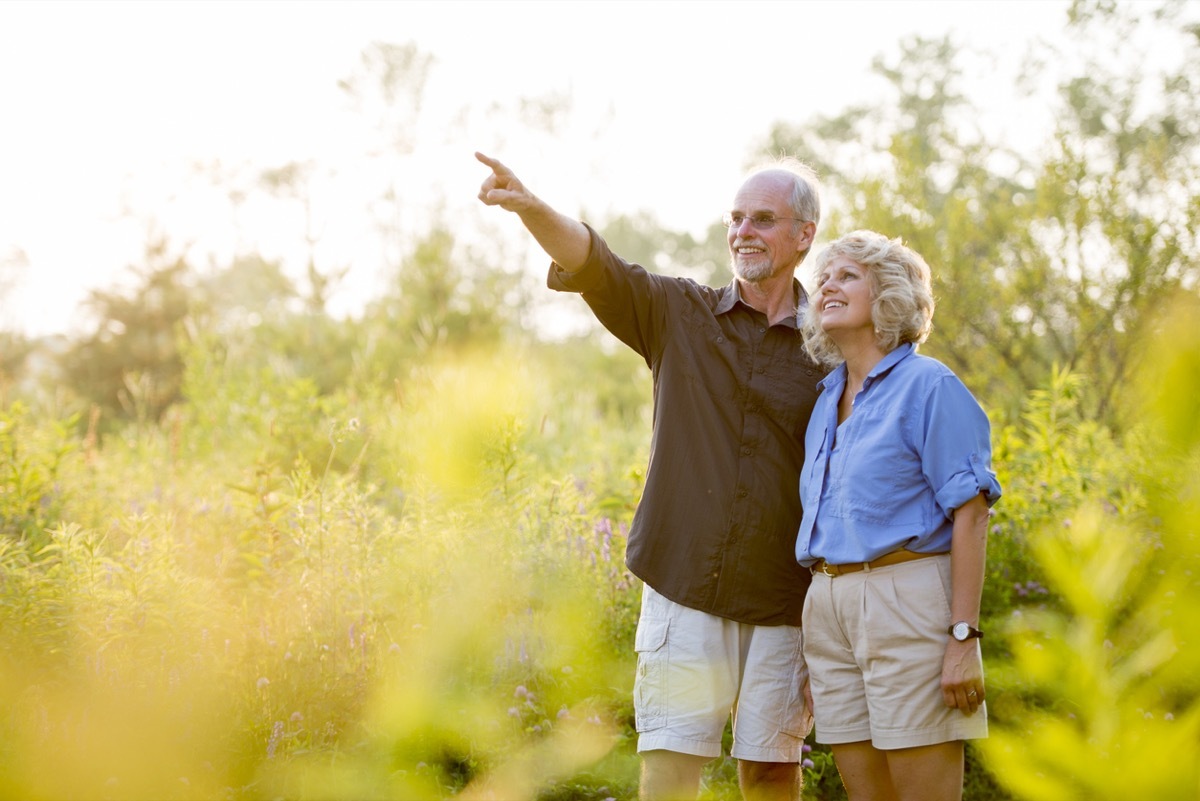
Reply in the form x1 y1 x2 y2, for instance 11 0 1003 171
802 758 815 769
266 720 285 758
514 685 529 698
256 677 270 690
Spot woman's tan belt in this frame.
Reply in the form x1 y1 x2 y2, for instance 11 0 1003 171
810 549 946 578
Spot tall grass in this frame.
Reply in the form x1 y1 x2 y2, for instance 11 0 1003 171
2 300 1198 799
0 342 645 800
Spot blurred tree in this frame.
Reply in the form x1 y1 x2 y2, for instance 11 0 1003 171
60 244 192 428
0 332 33 401
189 253 360 399
355 226 515 388
193 254 300 332
756 1 1200 427
599 214 729 288
339 41 434 158
0 247 32 393
759 33 1043 418
1030 0 1200 426
258 159 349 317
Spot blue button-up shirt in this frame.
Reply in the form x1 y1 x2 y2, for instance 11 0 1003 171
795 343 1001 567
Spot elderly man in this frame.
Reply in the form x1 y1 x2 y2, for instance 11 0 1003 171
476 151 825 800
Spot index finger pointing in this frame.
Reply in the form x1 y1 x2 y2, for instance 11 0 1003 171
474 151 510 174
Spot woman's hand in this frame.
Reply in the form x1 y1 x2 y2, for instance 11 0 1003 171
941 639 985 714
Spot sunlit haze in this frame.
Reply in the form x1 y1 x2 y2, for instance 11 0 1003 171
0 0 1071 338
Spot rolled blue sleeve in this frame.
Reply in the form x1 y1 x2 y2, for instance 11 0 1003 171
923 376 1002 518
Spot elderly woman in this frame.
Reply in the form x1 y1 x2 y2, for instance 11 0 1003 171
795 230 1001 801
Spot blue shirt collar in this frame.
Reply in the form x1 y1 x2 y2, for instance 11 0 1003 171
818 342 916 392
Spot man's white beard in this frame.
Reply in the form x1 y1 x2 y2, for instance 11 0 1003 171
732 255 773 284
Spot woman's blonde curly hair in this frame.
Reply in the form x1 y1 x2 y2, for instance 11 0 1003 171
801 230 936 368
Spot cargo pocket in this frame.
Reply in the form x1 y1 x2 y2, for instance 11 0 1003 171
780 627 813 738
633 617 669 733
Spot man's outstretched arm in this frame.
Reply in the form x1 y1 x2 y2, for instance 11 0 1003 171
475 152 591 272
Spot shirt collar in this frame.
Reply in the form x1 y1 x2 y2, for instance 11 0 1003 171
818 342 916 391
869 342 916 380
717 278 810 329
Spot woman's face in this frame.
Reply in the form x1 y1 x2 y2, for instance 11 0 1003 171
815 255 874 337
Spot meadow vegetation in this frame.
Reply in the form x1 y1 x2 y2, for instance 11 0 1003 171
2 2 1198 798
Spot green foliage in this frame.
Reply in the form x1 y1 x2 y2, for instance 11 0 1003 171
6 7 1200 799
985 366 1148 619
758 4 1200 429
26 311 1200 799
0 330 34 393
1 340 650 800
355 226 519 385
60 249 193 428
0 401 78 547
979 297 1200 800
599 214 730 288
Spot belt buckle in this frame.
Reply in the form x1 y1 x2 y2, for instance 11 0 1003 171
820 560 836 578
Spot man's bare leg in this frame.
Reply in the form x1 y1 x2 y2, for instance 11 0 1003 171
640 750 710 801
739 760 801 801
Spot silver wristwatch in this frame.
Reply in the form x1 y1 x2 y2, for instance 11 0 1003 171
948 621 983 642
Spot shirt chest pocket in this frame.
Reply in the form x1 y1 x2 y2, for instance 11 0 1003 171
765 361 821 435
827 399 927 518
678 313 742 401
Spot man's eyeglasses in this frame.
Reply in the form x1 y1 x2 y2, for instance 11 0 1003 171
722 212 808 231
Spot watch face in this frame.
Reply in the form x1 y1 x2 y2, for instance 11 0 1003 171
953 622 970 640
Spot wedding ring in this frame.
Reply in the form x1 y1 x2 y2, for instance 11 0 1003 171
968 690 978 697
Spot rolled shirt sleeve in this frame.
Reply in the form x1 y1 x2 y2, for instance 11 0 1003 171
923 375 1003 519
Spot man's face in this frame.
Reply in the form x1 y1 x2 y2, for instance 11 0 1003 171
726 172 815 285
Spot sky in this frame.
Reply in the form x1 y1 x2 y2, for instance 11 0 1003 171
0 0 1076 338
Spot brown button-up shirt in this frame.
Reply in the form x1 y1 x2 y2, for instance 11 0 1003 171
549 226 825 625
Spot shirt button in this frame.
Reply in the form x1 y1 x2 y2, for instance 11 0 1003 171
737 489 748 498
716 336 725 343
742 447 753 456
